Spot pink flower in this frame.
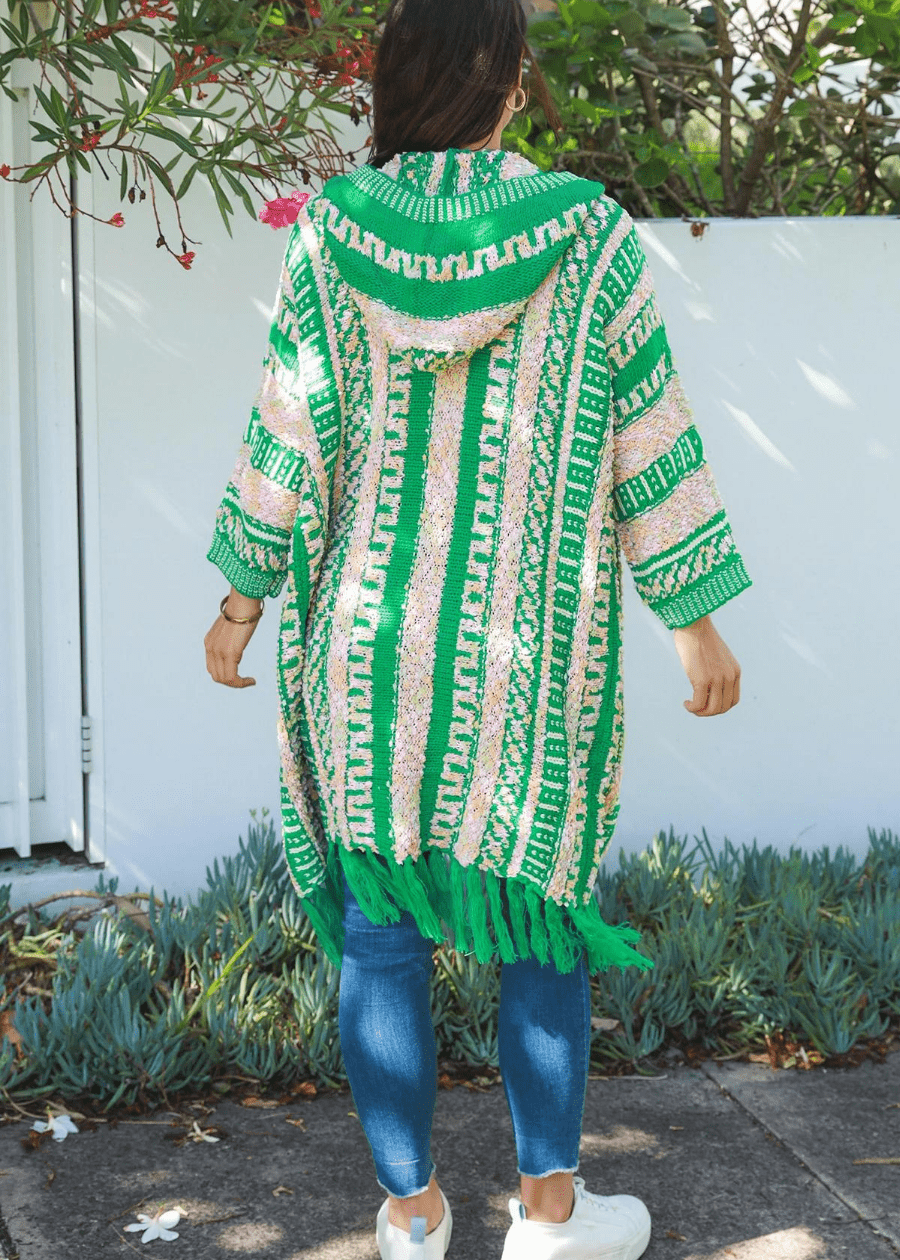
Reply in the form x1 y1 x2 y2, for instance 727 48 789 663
80 133 100 152
108 212 125 227
177 251 196 269
0 163 10 178
258 189 311 229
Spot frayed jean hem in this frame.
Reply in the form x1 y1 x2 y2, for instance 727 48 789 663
376 1158 437 1199
517 1164 580 1179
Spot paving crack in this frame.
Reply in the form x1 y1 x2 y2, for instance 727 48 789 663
700 1063 900 1258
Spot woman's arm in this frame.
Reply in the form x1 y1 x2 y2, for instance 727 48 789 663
223 587 263 619
599 210 750 716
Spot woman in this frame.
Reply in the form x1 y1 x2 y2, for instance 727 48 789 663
204 1 752 1257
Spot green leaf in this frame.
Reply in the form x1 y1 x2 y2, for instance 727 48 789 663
142 121 199 157
19 156 55 184
828 11 860 32
220 166 256 219
657 31 708 57
33 84 61 125
646 3 694 30
108 34 139 69
207 170 234 236
568 0 605 24
26 123 60 143
634 156 671 187
616 9 646 38
119 153 129 200
142 151 176 199
89 42 131 76
0 18 23 48
525 16 559 40
570 95 603 125
49 84 69 124
175 162 199 201
66 58 96 86
146 63 176 109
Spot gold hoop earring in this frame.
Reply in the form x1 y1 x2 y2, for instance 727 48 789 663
508 86 527 112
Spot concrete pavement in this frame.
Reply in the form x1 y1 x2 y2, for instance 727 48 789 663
1 1052 898 1259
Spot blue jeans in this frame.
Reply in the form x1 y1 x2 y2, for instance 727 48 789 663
337 867 591 1199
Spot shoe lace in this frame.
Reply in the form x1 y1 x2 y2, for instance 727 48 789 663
573 1177 625 1222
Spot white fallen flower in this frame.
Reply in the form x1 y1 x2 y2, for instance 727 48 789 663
31 1114 79 1142
187 1119 219 1143
124 1207 182 1243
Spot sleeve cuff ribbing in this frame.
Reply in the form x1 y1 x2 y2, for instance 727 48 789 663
206 533 288 600
651 557 753 629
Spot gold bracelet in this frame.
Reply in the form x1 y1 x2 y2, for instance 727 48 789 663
220 594 264 624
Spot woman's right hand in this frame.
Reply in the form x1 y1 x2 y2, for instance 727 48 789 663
204 590 263 688
672 614 741 716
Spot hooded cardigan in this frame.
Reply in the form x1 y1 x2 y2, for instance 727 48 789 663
207 146 753 977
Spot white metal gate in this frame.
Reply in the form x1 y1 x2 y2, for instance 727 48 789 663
0 58 85 858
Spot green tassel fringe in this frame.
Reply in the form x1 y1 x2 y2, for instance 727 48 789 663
292 840 653 977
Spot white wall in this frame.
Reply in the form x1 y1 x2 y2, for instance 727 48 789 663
76 166 305 897
614 216 899 860
74 168 898 901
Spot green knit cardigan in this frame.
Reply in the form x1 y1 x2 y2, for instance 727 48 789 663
207 147 752 976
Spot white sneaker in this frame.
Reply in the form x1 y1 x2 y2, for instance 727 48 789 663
500 1175 651 1260
376 1186 453 1260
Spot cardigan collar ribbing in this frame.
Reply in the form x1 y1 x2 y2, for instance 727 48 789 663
378 146 541 196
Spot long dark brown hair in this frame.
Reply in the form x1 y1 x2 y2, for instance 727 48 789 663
367 0 563 169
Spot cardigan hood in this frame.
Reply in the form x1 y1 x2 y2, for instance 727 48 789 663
308 148 606 372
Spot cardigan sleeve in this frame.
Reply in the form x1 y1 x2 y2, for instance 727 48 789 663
206 222 316 601
602 215 753 630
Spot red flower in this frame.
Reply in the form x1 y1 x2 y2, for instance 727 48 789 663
80 133 100 152
177 251 195 269
139 0 173 16
108 212 125 227
0 163 10 178
258 189 311 230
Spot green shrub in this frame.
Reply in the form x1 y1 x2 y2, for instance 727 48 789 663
1 817 898 1109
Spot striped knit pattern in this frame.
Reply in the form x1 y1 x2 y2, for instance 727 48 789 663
208 147 752 976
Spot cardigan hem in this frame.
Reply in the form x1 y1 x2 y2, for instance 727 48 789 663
287 839 654 978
